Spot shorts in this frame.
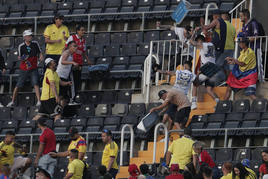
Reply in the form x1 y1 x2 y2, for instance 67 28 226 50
16 69 39 88
38 98 63 117
194 69 226 87
11 156 28 172
165 104 177 119
215 50 234 71
175 106 191 125
231 84 256 96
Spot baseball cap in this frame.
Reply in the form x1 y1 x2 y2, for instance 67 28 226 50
54 13 64 20
158 90 167 99
241 159 250 168
23 30 33 37
69 127 79 137
170 164 180 172
45 58 54 66
128 164 140 177
36 167 51 179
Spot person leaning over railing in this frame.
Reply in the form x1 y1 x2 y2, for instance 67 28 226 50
224 37 257 101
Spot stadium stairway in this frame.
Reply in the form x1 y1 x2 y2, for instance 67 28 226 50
117 86 227 178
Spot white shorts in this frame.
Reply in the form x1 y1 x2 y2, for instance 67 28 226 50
10 156 29 175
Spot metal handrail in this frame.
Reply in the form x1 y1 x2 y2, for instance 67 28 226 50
153 123 168 164
205 3 218 25
229 0 250 14
120 124 135 166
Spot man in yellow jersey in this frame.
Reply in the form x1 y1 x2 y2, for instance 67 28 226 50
64 149 85 179
101 129 118 179
221 162 232 179
202 10 236 74
0 131 32 179
33 58 72 121
166 128 195 172
44 14 69 64
49 127 87 161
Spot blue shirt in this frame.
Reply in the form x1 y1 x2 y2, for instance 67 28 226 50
0 174 9 179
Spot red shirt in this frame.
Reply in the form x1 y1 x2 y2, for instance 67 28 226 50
259 164 268 175
165 174 184 179
199 150 216 168
66 34 86 65
39 128 56 155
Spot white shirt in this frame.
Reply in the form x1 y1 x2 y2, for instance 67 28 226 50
174 27 186 43
200 42 216 65
174 27 194 57
173 69 196 95
56 54 73 79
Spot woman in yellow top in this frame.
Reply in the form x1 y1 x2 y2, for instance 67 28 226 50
232 163 256 179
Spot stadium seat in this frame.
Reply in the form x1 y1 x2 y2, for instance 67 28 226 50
119 0 136 20
104 45 120 57
12 107 27 121
129 56 146 65
54 158 68 179
137 0 153 14
117 90 132 104
28 106 39 120
233 99 250 112
233 149 251 162
204 122 222 136
54 119 70 128
160 30 176 40
207 113 225 122
72 1 89 22
104 0 120 20
85 126 101 140
190 122 204 137
127 32 144 44
219 121 239 136
86 91 102 104
78 104 95 117
121 114 139 125
103 125 118 133
237 120 257 136
129 103 146 116
215 100 232 113
85 34 94 46
87 117 104 127
20 119 36 129
243 112 261 121
96 57 112 65
101 91 117 104
0 5 9 19
122 44 137 56
92 152 103 166
151 0 169 18
191 115 208 123
137 43 150 56
215 148 233 162
18 93 35 107
112 56 129 66
112 104 128 116
88 45 104 58
220 2 234 12
251 98 268 112
89 0 105 15
111 33 127 44
95 33 111 45
8 4 25 24
226 112 243 121
95 104 111 116
251 148 264 162
147 103 162 113
0 128 15 135
71 118 87 127
144 31 160 42
40 3 56 24
104 116 121 126
256 119 268 135
2 120 18 130
0 107 11 120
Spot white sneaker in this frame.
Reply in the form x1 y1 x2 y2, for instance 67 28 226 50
36 101 41 107
0 103 3 108
191 101 197 110
68 101 80 106
6 101 14 107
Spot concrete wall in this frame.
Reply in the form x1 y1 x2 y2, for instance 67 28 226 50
252 0 268 34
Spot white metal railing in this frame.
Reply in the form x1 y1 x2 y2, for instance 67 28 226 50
229 0 253 33
153 123 168 164
120 124 134 166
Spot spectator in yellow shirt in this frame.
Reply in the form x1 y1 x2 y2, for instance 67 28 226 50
221 162 232 179
101 129 119 179
64 149 85 179
49 127 87 161
44 14 69 64
166 128 195 171
232 163 256 179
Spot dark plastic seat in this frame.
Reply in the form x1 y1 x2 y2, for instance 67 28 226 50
144 31 160 42
117 90 132 104
215 100 232 113
0 5 9 18
219 121 239 136
104 45 120 57
28 106 39 120
237 120 257 136
160 31 176 40
71 118 87 127
12 107 27 121
54 119 70 128
94 33 111 45
101 91 117 104
85 126 101 140
87 117 104 126
137 43 150 56
233 149 251 161
112 104 129 116
88 45 104 58
20 119 36 128
226 113 243 121
78 104 95 117
121 114 139 125
96 57 113 65
111 33 127 44
122 44 137 56
127 32 144 43
147 103 162 113
18 93 35 107
0 128 15 135
191 115 208 123
89 0 105 16
256 119 268 135
190 122 204 137
104 0 120 19
129 103 146 116
86 91 102 104
220 2 234 12
215 148 233 162
92 152 103 166
243 112 261 121
207 113 225 122
104 116 121 126
72 1 89 22
251 148 265 162
85 34 94 46
103 125 118 133
3 120 18 129
204 122 222 136
251 98 268 112
0 107 11 120
113 56 129 66
233 99 250 112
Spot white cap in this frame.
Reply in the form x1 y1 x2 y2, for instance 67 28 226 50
23 30 33 37
264 175 268 179
45 58 54 66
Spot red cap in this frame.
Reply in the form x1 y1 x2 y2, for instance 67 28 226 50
170 164 180 172
128 164 140 176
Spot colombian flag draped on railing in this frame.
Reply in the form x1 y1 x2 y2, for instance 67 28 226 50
227 64 258 89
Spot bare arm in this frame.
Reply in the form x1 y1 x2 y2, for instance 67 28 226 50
157 70 176 76
189 31 203 49
61 52 76 65
150 100 169 113
166 151 172 166
202 19 218 31
226 57 246 67
193 154 198 172
60 80 72 86
49 150 70 158
107 156 115 171
64 173 73 179
34 143 45 166
50 81 59 101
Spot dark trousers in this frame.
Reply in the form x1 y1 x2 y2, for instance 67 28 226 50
108 168 118 179
72 67 82 99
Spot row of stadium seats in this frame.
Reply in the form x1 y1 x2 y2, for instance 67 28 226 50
0 0 235 24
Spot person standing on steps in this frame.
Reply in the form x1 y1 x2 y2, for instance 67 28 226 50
7 30 43 107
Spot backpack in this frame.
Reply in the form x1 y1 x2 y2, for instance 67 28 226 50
249 19 266 36
82 161 91 179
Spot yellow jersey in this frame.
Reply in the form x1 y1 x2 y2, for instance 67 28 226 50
101 141 118 170
44 24 69 55
221 173 232 179
0 141 15 166
41 68 60 101
238 48 256 72
224 20 236 50
67 159 85 179
168 136 195 169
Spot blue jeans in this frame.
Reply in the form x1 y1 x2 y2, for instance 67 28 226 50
16 68 39 87
38 154 57 178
